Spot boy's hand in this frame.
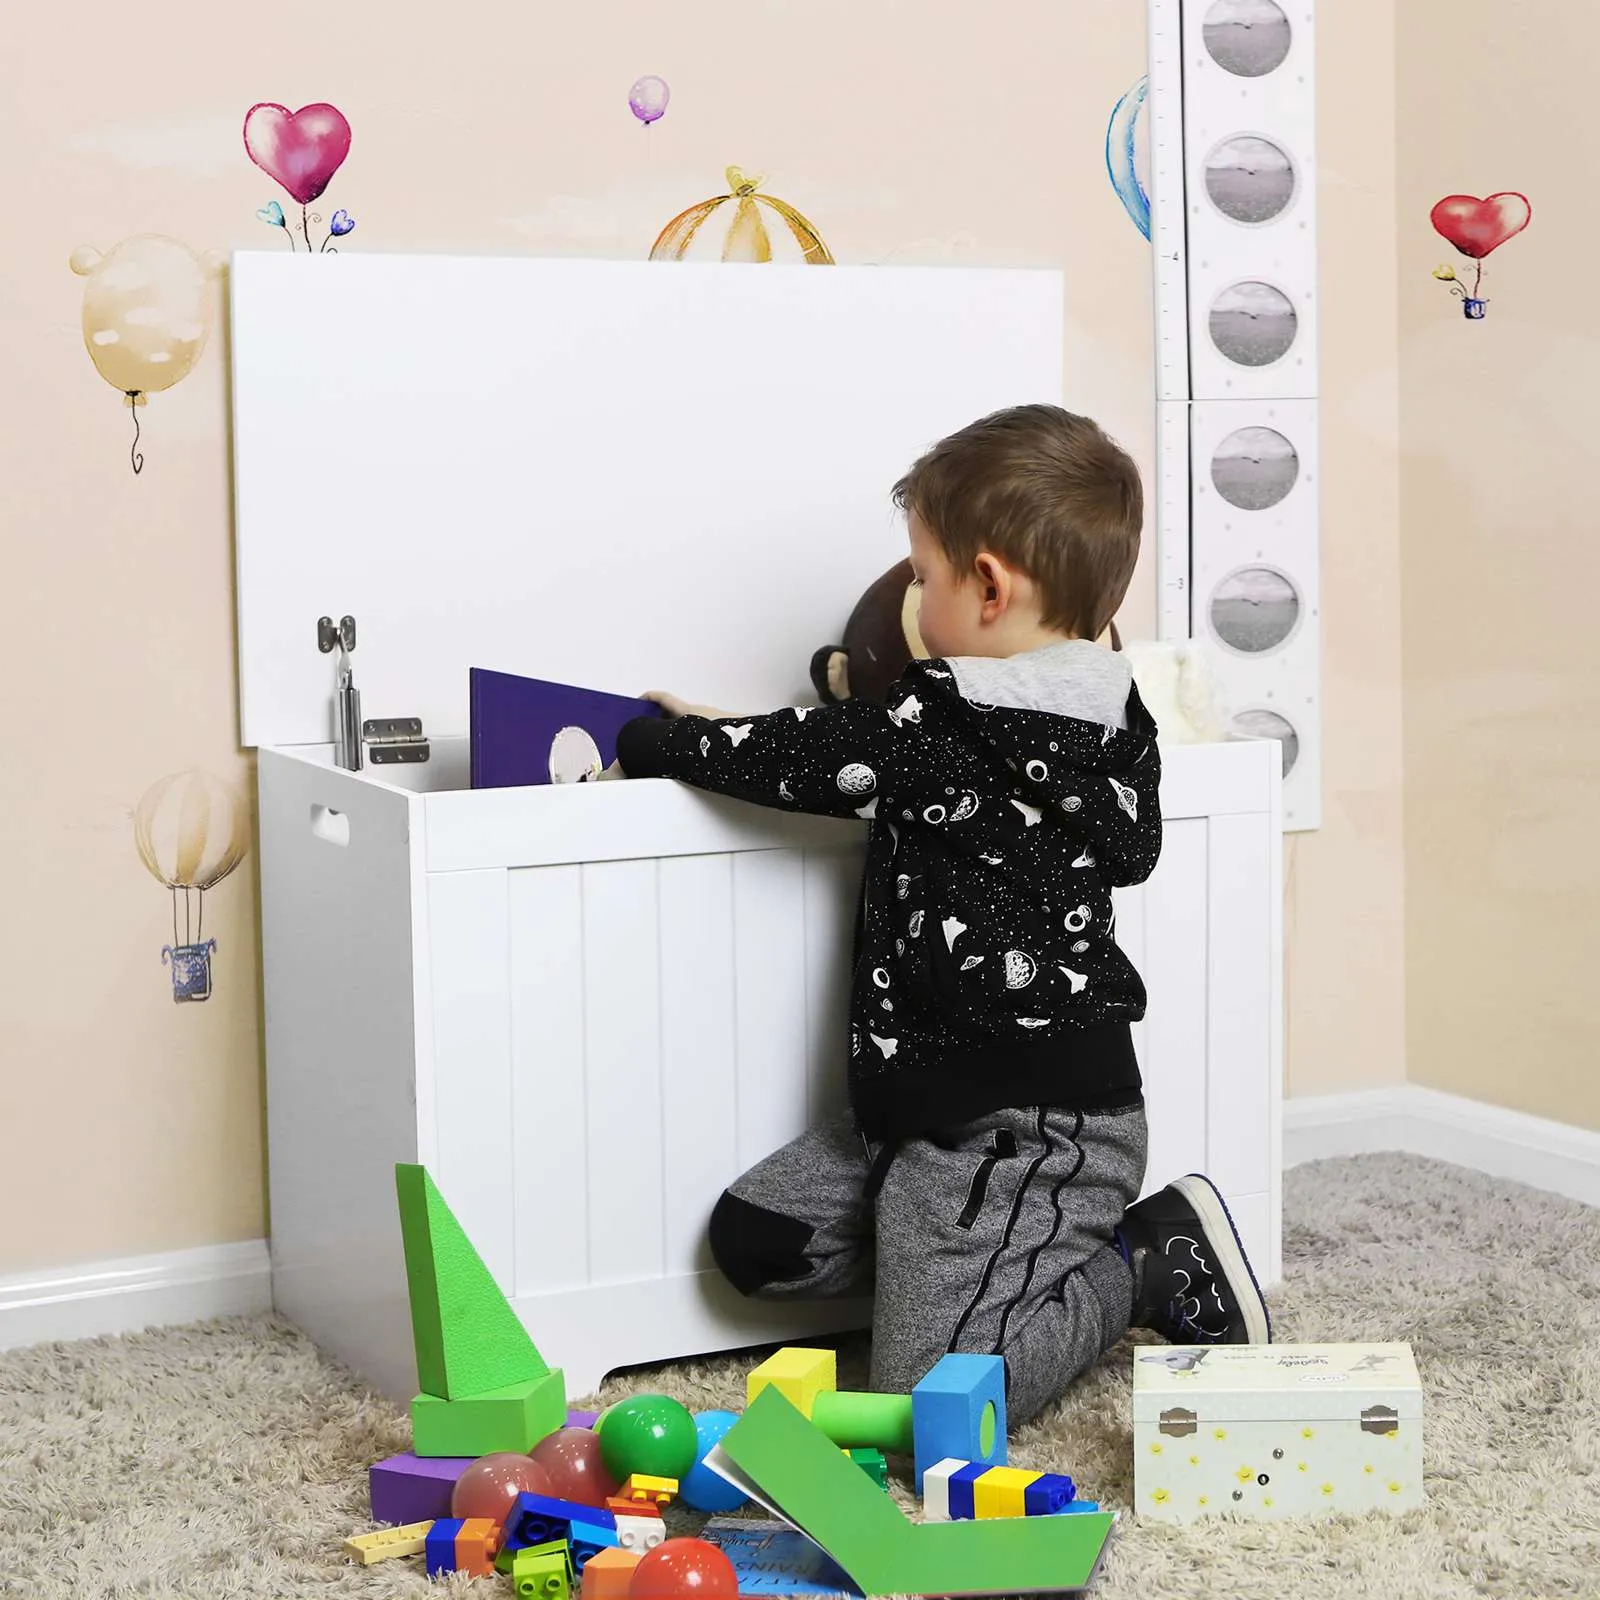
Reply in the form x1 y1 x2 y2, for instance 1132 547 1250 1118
643 690 734 721
595 760 626 781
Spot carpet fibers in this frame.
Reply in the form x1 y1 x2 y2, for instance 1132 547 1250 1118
2 1154 1596 1599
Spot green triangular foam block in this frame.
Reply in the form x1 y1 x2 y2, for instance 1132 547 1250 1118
395 1163 551 1399
712 1387 1113 1597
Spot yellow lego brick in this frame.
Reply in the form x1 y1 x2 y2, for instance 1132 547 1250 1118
973 1466 1043 1520
622 1473 678 1503
343 1520 434 1564
748 1346 837 1419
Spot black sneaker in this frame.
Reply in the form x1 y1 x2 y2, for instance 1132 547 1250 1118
1114 1173 1272 1344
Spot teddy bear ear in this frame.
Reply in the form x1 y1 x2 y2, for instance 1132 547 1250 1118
809 645 851 703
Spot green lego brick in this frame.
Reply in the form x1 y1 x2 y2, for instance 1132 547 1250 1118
411 1369 568 1458
847 1447 889 1490
510 1542 572 1599
395 1162 552 1400
714 1387 1112 1597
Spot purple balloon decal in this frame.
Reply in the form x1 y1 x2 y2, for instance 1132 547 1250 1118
629 75 670 126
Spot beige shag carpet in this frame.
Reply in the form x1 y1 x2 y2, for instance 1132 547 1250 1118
1 1154 1597 1600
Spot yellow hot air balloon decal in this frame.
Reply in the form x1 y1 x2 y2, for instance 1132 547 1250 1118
650 166 834 265
133 769 250 1004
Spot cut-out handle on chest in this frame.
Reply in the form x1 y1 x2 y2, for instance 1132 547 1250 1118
310 804 350 847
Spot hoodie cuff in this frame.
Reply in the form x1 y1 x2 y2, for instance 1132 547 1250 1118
615 715 673 778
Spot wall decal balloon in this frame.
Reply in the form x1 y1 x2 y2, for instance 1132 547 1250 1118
133 769 250 1005
69 235 226 474
629 75 670 126
1429 192 1531 320
1106 75 1151 240
650 167 833 264
244 101 356 252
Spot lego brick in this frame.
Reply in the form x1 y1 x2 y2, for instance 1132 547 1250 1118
395 1163 553 1400
621 1472 677 1505
847 1447 889 1489
748 1346 837 1419
567 1517 620 1573
911 1353 1008 1493
709 1387 1113 1597
921 1458 964 1522
499 1491 616 1563
1023 1472 1077 1516
453 1517 501 1578
1060 1501 1101 1514
410 1368 568 1457
948 1461 987 1521
501 1536 572 1581
566 1408 599 1429
368 1452 475 1524
974 1464 1042 1519
342 1520 433 1564
579 1546 641 1599
613 1510 666 1552
425 1517 464 1578
510 1542 572 1599
811 1389 915 1454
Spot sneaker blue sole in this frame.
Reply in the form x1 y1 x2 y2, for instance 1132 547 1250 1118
1172 1173 1273 1344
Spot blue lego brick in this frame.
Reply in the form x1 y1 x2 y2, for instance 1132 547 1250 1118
504 1491 616 1554
567 1517 620 1573
910 1353 1008 1493
947 1461 988 1521
1059 1500 1101 1514
426 1516 465 1577
1023 1472 1077 1515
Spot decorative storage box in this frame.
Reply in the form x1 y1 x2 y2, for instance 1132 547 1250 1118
1133 1343 1423 1523
231 252 1286 1402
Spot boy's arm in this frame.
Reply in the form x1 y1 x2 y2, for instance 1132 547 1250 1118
614 690 924 820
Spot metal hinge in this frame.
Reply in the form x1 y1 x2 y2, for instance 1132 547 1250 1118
364 716 430 765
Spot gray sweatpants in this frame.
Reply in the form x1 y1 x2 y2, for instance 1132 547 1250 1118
710 1104 1147 1427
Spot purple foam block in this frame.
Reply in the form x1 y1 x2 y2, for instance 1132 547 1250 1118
566 1409 599 1430
369 1452 475 1524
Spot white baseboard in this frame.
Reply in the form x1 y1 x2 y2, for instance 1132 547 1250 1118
1285 1084 1600 1210
0 1239 272 1353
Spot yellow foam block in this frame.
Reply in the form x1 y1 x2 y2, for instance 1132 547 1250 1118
974 1465 1043 1519
343 1520 433 1564
748 1346 837 1418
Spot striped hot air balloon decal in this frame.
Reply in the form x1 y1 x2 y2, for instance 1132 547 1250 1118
650 166 834 265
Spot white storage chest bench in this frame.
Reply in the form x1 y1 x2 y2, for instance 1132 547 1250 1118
258 736 1280 1403
231 250 1284 1402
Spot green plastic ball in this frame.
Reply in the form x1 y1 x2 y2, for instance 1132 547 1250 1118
594 1392 698 1483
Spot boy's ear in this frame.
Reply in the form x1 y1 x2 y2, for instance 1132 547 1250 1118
971 552 1012 616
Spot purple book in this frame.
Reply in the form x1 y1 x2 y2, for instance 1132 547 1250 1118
469 668 664 790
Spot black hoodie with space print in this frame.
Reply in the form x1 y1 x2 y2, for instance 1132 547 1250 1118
615 656 1163 1141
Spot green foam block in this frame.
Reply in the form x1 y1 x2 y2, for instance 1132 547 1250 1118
411 1369 569 1457
395 1162 551 1400
714 1387 1113 1597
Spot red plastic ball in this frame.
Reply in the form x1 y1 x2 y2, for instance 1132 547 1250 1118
528 1425 620 1507
629 1538 739 1598
450 1451 554 1523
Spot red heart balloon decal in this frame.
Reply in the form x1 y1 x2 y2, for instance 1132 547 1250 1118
1430 192 1531 260
244 102 352 206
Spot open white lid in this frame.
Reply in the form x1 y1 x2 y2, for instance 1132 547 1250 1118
230 252 1064 750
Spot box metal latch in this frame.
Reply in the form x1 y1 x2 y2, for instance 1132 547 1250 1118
364 717 431 766
317 614 430 769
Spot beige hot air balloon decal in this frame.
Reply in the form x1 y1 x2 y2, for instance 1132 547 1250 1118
650 166 834 265
133 769 250 1004
69 235 226 474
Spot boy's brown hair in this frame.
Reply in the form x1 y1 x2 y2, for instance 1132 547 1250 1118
891 404 1143 640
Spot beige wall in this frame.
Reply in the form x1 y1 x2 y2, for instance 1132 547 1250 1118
0 0 1415 1276
1397 15 1600 1129
1287 0 1405 1099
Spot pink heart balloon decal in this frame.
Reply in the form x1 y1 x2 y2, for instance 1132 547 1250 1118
243 102 352 205
1429 192 1531 260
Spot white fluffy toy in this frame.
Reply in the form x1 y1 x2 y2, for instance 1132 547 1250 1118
1121 639 1228 745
